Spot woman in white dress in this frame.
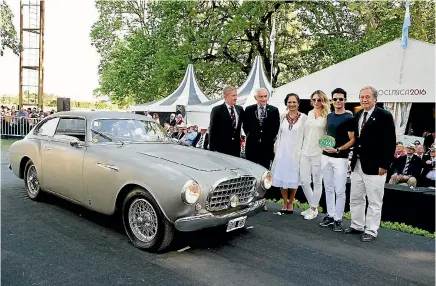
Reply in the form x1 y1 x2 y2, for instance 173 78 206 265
300 90 329 220
271 93 307 213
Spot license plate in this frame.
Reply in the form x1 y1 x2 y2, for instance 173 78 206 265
226 216 247 232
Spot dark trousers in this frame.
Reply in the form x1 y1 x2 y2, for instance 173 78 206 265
245 141 273 170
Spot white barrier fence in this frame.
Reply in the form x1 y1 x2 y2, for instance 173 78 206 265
0 116 42 137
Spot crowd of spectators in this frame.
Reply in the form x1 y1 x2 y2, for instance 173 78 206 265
1 105 55 136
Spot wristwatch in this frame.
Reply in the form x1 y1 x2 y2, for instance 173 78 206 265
336 148 340 153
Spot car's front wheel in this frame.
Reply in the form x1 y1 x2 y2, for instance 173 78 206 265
122 188 175 252
24 159 43 200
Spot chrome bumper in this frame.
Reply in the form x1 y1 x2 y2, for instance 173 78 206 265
174 198 265 232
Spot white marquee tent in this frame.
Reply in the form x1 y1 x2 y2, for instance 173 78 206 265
129 64 210 113
186 55 272 126
269 38 435 114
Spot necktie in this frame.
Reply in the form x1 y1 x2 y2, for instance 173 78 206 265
230 106 236 128
259 106 265 126
403 157 411 174
361 111 368 132
197 134 204 148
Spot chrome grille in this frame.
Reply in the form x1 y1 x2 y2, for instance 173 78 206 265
206 176 257 212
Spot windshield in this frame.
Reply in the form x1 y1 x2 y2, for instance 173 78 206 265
91 119 169 143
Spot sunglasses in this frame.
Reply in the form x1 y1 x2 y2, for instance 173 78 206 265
311 98 322 103
332 98 345 102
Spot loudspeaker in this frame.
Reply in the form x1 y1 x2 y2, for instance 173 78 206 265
176 105 185 117
57 97 70 111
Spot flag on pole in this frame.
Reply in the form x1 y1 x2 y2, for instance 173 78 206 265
401 0 411 49
269 16 276 86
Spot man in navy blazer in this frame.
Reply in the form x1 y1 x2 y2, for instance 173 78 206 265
389 143 422 187
209 86 245 157
344 86 396 242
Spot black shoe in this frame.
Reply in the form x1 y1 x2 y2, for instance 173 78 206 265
319 216 334 227
332 220 343 232
342 227 364 234
361 233 376 242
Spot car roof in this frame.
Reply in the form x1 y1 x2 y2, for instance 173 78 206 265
51 111 153 122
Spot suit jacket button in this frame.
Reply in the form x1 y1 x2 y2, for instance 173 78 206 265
260 130 263 133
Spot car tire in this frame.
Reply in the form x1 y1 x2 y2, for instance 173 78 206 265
24 159 42 200
122 188 175 252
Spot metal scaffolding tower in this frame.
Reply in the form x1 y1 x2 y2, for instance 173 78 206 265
19 0 45 109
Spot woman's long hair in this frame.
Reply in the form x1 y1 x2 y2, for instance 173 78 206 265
310 90 330 118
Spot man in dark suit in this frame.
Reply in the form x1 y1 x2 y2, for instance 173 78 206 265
192 127 209 149
209 86 245 157
243 88 280 169
389 143 422 187
343 86 396 242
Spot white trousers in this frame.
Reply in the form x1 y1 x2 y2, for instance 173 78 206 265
321 155 348 221
300 154 322 208
350 160 386 237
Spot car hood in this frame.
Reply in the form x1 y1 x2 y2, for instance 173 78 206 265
124 143 247 172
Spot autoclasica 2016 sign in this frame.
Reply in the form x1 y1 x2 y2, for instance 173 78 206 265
378 89 427 96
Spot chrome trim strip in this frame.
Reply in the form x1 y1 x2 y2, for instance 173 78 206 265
174 199 265 232
96 162 120 171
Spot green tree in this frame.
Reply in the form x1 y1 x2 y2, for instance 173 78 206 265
91 0 435 106
0 0 20 56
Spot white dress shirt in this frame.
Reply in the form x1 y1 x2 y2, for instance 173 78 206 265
302 110 327 156
257 104 267 119
358 105 375 135
196 133 206 148
225 102 238 127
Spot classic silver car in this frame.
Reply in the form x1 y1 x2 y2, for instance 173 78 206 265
9 111 272 252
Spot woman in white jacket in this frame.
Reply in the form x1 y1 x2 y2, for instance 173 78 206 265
300 90 330 220
271 93 307 213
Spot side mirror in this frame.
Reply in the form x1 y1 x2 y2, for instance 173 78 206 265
70 139 81 148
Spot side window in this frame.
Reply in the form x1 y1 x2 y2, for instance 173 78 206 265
36 118 60 137
55 118 86 142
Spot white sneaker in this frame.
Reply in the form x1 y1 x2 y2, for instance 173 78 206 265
300 208 311 216
304 208 318 220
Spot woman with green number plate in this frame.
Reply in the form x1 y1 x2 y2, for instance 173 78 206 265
300 90 330 220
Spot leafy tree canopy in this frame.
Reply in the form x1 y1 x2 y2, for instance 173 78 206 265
91 0 435 107
0 0 20 56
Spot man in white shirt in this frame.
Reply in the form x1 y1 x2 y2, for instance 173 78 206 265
192 127 209 149
389 144 422 187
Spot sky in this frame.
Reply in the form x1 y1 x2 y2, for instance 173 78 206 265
0 0 101 101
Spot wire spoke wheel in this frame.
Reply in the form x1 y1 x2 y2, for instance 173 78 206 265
128 198 158 243
26 164 40 196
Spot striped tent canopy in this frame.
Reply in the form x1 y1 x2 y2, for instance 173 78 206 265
186 55 273 113
130 64 210 112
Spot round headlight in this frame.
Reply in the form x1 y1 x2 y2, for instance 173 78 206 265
261 171 273 190
181 180 201 205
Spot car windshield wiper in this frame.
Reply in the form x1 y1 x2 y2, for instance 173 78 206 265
91 129 124 145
